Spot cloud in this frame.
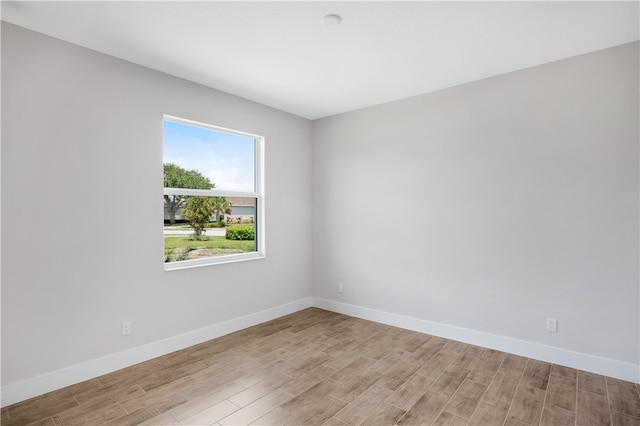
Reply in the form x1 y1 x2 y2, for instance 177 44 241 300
164 155 187 168
207 164 253 192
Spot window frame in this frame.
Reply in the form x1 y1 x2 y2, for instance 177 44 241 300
163 115 265 271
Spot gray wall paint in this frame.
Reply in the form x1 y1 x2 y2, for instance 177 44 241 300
1 23 313 385
312 42 639 364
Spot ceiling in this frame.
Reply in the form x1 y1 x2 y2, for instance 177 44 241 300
2 1 639 120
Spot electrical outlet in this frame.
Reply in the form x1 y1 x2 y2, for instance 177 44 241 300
122 321 132 335
338 283 344 293
546 318 557 333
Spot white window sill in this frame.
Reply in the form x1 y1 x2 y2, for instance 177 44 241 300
164 251 265 271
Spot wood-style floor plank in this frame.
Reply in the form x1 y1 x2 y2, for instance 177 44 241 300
505 385 546 425
385 373 435 411
219 389 292 426
397 391 449 425
468 395 511 426
608 377 640 419
578 370 608 395
520 359 551 391
432 410 468 426
4 307 640 426
361 402 405 426
577 389 611 425
428 365 469 398
443 379 487 419
177 400 239 426
540 404 575 426
5 394 80 426
484 368 523 404
280 380 345 423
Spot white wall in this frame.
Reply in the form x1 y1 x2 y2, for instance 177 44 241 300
1 22 313 392
312 43 639 368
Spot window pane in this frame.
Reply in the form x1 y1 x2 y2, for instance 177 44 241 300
163 116 262 269
163 119 255 192
164 195 257 263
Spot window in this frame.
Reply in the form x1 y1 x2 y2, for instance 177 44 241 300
163 115 264 270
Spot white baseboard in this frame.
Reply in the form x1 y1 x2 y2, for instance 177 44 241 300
4 295 637 407
1 297 314 407
312 297 640 384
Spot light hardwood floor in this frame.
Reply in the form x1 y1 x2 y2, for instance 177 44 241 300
4 308 640 426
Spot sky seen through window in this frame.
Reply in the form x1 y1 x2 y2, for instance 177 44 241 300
163 119 255 192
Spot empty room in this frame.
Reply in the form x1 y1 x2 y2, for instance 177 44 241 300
1 1 639 425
